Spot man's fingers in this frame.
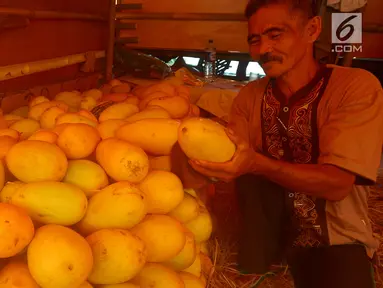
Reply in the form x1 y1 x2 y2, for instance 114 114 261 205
189 160 230 179
225 129 248 150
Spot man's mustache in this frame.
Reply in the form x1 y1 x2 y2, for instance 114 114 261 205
259 53 283 65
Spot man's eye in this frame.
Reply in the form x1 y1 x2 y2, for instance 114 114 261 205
270 33 282 40
249 39 260 45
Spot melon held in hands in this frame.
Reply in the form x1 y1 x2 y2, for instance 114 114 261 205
27 225 93 288
0 203 34 258
6 140 68 183
178 117 236 162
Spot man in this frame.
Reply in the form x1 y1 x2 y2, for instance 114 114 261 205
172 0 383 287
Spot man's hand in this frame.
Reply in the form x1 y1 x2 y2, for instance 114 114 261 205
188 129 261 182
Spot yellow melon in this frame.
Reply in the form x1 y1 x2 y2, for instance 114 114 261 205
77 182 146 235
125 107 171 124
57 123 101 159
109 79 123 87
77 109 98 123
139 170 184 214
40 106 66 129
56 113 98 127
28 130 58 143
132 85 148 99
96 138 149 183
86 229 147 285
0 259 39 287
78 281 93 288
142 83 177 98
184 207 212 244
188 105 200 118
168 193 200 223
0 181 25 203
179 272 205 288
0 136 18 160
0 203 34 258
6 140 68 183
164 229 197 271
99 103 139 122
124 96 140 106
182 253 201 277
98 284 139 288
133 263 184 288
80 96 97 111
10 119 40 140
100 84 113 95
116 119 180 156
54 91 83 110
82 89 103 101
8 181 87 226
178 117 236 162
200 253 213 277
10 106 29 118
131 215 186 262
97 119 126 140
0 128 19 140
138 91 169 111
63 160 108 197
147 96 190 119
199 242 209 256
149 155 172 171
27 225 93 288
28 101 68 121
184 189 198 198
29 96 49 107
111 84 132 94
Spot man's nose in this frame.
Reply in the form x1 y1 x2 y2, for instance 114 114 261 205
259 39 273 55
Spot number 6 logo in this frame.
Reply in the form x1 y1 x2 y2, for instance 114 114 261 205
331 13 362 44
336 15 357 42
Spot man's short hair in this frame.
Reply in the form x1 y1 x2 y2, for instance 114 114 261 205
245 0 318 19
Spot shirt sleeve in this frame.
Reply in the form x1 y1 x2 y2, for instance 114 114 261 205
318 70 383 185
227 83 253 143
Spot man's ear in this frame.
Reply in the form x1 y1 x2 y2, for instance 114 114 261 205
306 16 322 43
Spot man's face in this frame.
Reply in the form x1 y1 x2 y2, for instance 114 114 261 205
247 4 317 78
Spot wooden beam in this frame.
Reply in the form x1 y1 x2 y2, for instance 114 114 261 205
116 22 137 30
0 51 105 81
0 7 106 21
116 12 246 22
116 37 139 44
116 4 143 11
106 0 116 81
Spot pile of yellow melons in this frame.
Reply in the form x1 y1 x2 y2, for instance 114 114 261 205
0 77 236 288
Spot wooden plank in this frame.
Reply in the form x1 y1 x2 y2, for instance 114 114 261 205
116 3 143 11
116 22 137 30
119 20 248 52
0 7 106 21
116 12 246 21
106 0 116 81
3 0 109 17
120 0 248 14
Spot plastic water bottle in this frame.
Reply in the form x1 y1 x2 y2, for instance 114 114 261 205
204 39 216 82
